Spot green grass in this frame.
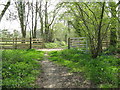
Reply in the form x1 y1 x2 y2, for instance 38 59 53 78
44 41 67 49
48 49 120 88
2 49 44 88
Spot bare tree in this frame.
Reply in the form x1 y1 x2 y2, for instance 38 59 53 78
15 1 26 38
44 1 60 42
38 0 44 38
33 1 38 38
31 0 38 38
15 0 30 38
44 1 49 42
0 0 10 22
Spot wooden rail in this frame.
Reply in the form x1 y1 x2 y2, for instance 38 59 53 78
0 38 44 49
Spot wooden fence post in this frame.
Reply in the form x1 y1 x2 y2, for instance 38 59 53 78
68 37 70 49
85 37 88 53
15 37 17 49
1 38 3 49
13 38 14 49
42 38 45 48
29 37 32 49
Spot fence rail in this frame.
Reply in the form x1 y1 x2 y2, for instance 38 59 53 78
0 38 44 49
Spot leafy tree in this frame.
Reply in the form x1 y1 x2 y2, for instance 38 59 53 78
109 2 117 48
59 2 118 58
0 29 12 38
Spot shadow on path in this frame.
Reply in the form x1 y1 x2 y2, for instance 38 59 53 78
36 49 92 88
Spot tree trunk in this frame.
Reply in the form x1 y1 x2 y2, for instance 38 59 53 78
33 1 38 38
118 4 120 40
38 0 44 38
92 2 105 58
31 1 34 38
16 1 26 38
45 1 49 42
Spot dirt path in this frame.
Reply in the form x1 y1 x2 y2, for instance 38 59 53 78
37 48 64 52
36 49 92 88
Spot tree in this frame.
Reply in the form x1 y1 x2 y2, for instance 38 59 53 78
0 29 12 38
0 0 10 22
118 2 120 40
40 1 61 42
61 2 110 58
44 1 49 42
38 0 44 38
15 0 29 38
31 0 38 38
33 1 38 38
109 2 117 48
13 30 19 38
95 2 105 58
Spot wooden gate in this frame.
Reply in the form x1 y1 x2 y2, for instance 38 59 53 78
0 38 44 49
68 37 88 50
68 37 120 50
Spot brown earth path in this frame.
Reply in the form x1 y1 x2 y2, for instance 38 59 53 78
36 49 92 88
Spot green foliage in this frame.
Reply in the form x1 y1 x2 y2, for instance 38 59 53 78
2 50 44 88
103 46 120 55
45 41 67 49
49 49 119 88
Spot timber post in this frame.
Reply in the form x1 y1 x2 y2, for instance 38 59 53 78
13 38 14 49
15 37 17 49
30 37 32 49
68 37 70 49
86 37 88 53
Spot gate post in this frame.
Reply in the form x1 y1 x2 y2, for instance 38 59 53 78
68 38 70 49
86 37 90 53
13 38 14 49
29 37 32 49
15 37 17 49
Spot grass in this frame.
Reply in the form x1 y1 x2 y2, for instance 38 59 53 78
44 41 67 49
2 49 44 88
48 48 120 88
